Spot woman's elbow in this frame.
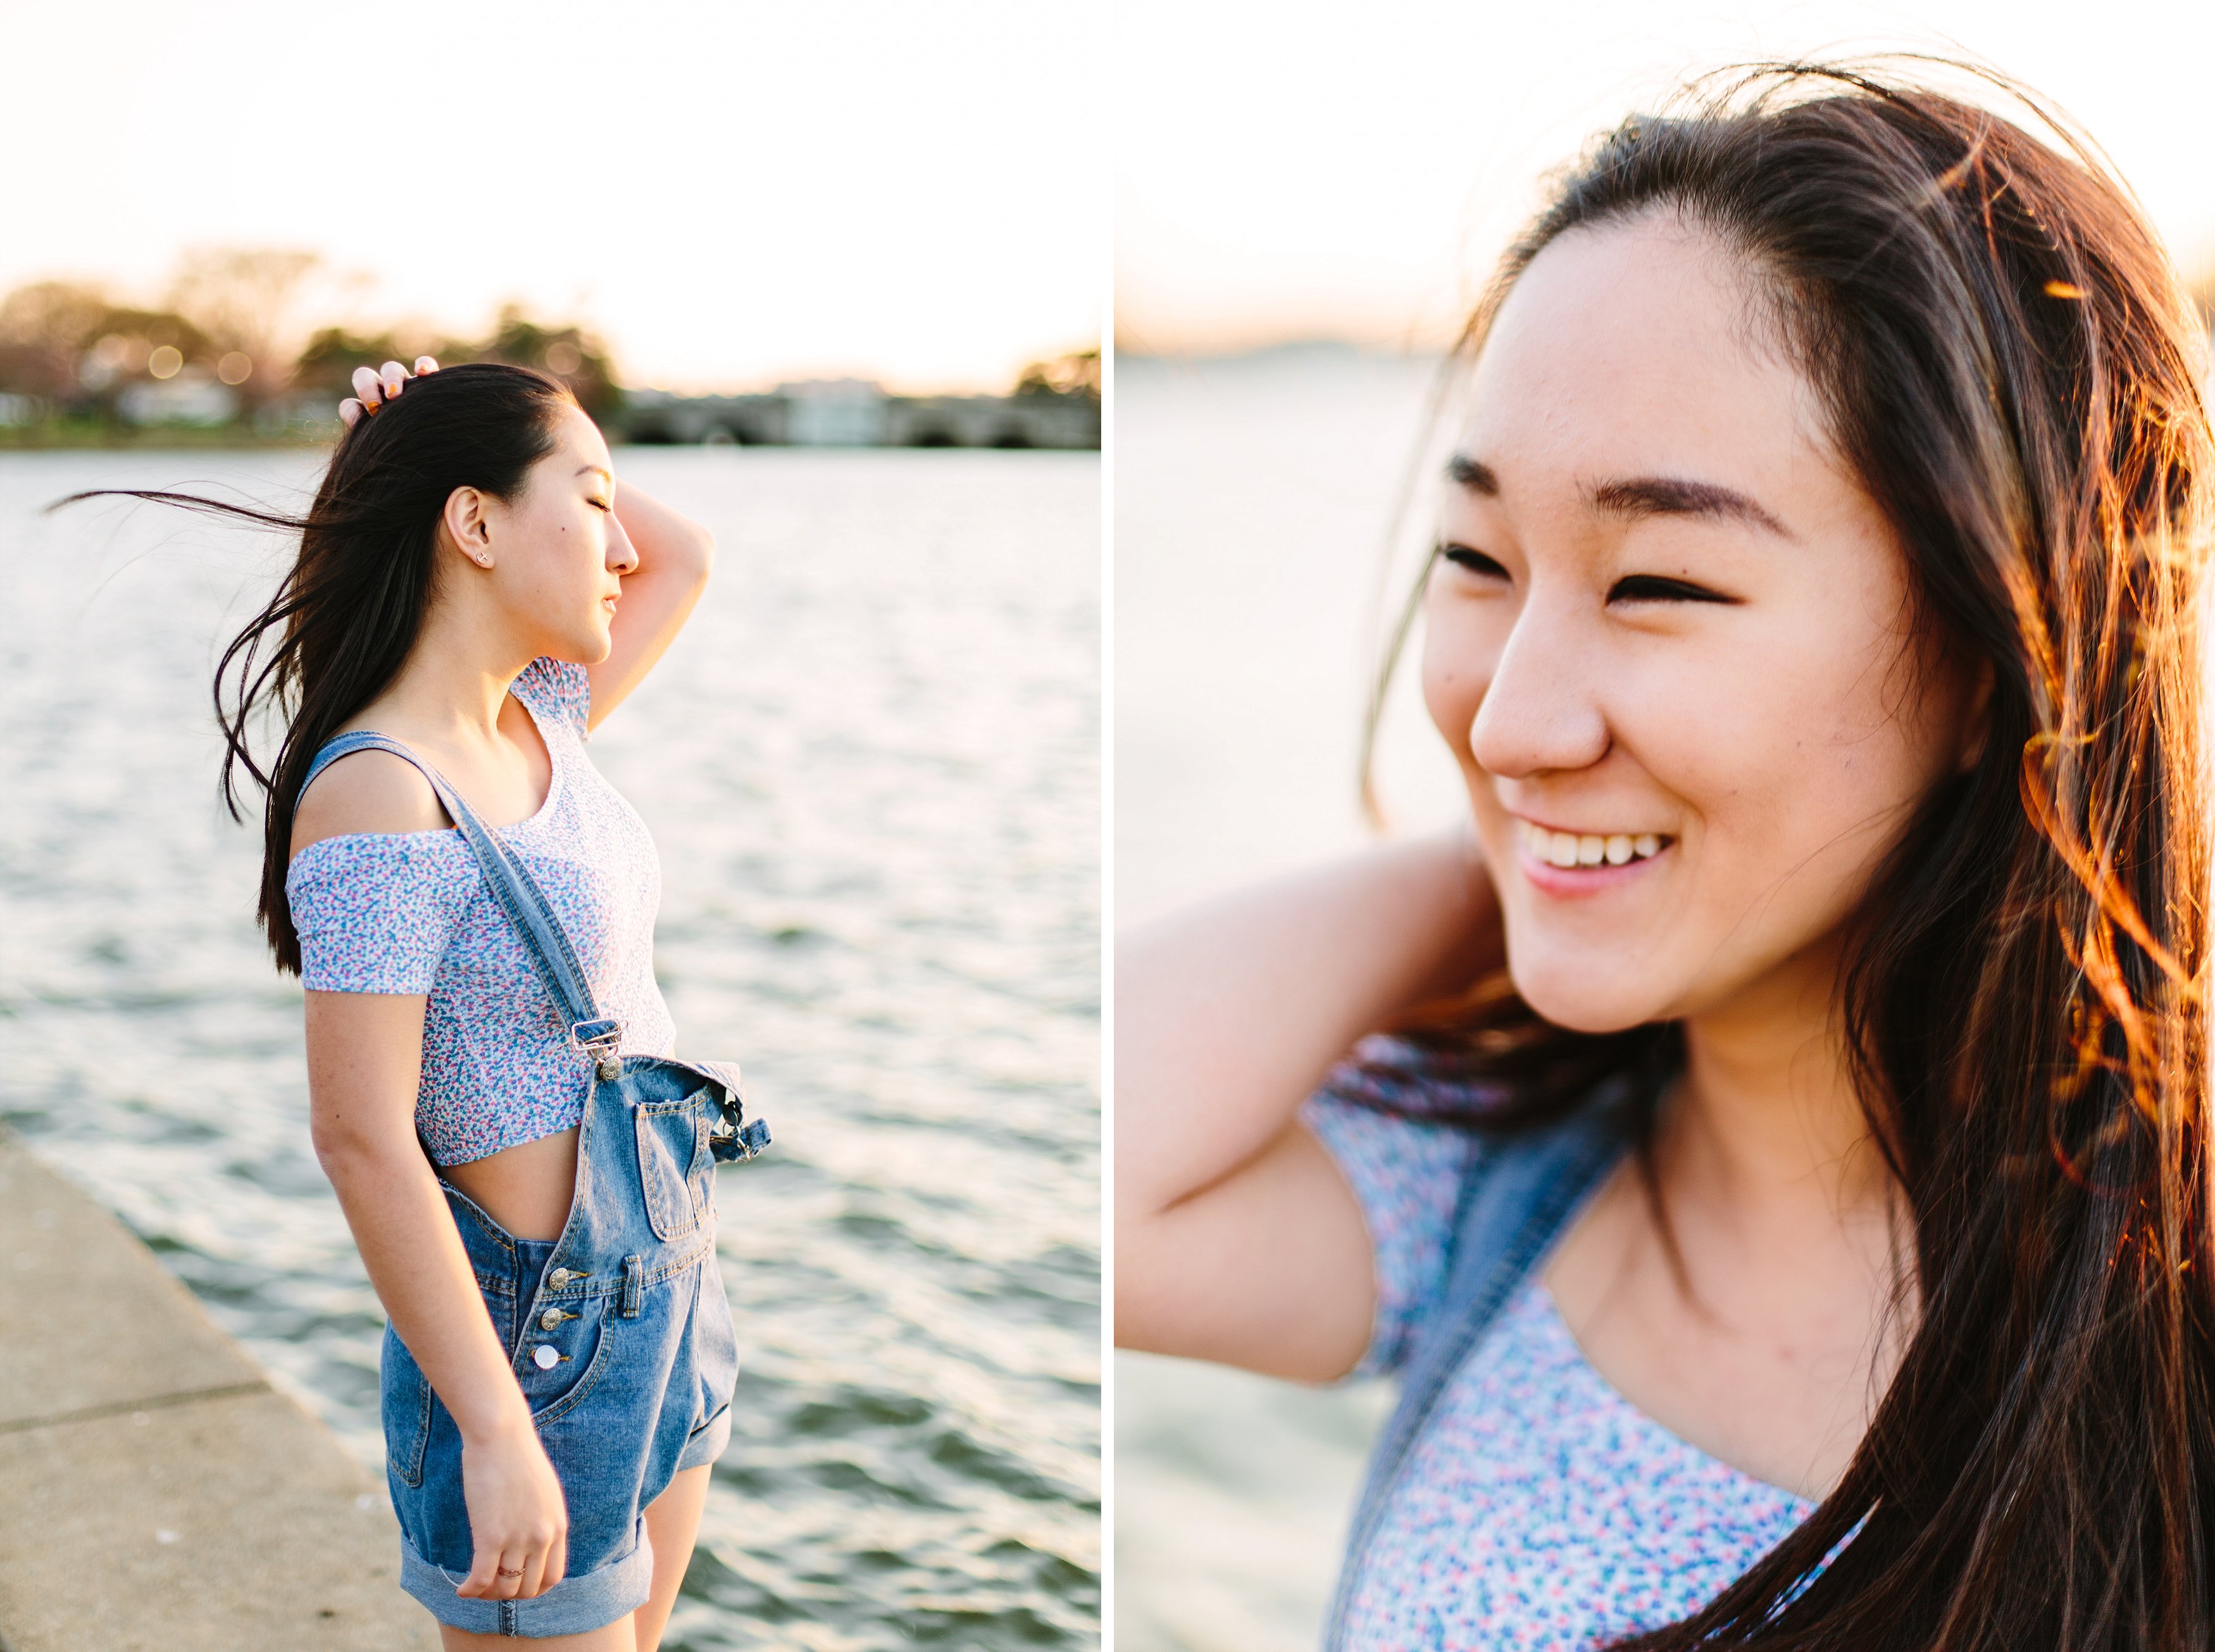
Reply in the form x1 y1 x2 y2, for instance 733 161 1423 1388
685 525 717 584
652 515 714 585
309 1111 415 1187
1111 1215 1185 1348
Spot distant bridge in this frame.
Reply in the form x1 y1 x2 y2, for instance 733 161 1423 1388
617 380 1099 450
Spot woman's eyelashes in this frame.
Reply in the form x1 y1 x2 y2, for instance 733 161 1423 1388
1606 573 1737 605
1440 542 1509 579
1439 544 1736 606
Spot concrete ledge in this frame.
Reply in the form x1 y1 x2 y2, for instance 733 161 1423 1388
0 1134 433 1650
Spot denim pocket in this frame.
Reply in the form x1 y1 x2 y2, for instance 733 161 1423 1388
635 1097 710 1241
380 1323 434 1488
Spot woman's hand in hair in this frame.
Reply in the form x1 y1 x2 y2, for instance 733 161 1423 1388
581 480 716 729
339 356 439 427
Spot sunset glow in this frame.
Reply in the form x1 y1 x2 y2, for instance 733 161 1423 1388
1117 0 2215 356
0 0 1102 393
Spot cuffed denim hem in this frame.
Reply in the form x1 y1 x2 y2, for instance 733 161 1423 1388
399 1522 652 1637
675 1398 732 1472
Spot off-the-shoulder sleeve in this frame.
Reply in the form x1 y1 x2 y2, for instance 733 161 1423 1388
509 656 592 740
286 834 477 991
1299 1035 1501 1381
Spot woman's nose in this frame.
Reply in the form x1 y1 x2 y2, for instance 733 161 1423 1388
1466 606 1611 779
607 515 640 575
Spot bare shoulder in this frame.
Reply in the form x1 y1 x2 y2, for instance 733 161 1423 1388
290 748 452 858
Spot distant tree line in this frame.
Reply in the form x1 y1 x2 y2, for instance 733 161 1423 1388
0 244 1100 438
0 248 625 433
1013 347 1101 402
294 307 622 422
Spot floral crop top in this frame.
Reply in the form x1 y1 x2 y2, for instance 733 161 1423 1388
1301 1041 1813 1649
285 658 677 1165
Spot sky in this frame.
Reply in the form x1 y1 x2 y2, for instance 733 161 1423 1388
0 0 1103 393
1117 0 2215 355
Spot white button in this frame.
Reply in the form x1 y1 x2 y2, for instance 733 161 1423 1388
533 1345 559 1370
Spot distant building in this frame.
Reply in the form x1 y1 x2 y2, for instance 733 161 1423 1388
778 379 890 447
118 370 237 427
618 390 786 446
614 383 1099 451
883 392 1099 449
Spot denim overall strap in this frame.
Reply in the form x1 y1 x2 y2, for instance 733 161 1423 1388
298 732 619 1062
1323 1075 1638 1649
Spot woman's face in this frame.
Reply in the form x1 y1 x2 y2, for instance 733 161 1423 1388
1421 213 1981 1032
484 403 635 662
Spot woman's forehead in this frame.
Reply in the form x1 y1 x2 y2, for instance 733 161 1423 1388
1458 215 1828 500
551 403 614 471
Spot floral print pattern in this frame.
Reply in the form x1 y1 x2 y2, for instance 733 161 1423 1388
286 658 677 1165
1302 1045 1811 1649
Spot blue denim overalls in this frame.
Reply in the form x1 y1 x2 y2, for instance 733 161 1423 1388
301 731 771 1638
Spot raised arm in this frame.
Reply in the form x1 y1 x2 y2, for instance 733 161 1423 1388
1114 832 1502 1380
584 480 715 730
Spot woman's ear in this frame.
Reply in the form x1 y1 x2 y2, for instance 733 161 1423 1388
1956 655 1997 773
442 486 495 569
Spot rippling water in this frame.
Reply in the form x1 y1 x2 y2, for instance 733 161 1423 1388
0 446 1101 1650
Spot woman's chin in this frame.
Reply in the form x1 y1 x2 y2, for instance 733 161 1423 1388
563 622 616 665
1506 959 1668 1037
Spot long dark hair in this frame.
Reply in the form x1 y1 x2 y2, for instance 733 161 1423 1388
1369 63 2215 1649
57 361 577 973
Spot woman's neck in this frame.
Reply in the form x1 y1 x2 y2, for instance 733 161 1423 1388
1668 932 1894 1231
1545 931 1914 1501
374 599 539 749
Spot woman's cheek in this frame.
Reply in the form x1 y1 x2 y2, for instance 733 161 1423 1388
1421 617 1491 767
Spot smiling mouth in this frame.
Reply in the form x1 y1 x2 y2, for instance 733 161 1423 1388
1515 819 1670 869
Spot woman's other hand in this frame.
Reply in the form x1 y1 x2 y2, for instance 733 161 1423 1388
302 985 575 1604
340 356 439 427
454 1414 571 1599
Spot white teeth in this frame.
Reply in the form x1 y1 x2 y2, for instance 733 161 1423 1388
1516 820 1668 868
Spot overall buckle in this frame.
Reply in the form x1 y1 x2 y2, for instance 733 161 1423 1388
692 1059 768 1162
571 1017 625 1082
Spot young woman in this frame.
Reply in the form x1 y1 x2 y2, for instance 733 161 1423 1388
90 360 764 1647
1118 66 2215 1651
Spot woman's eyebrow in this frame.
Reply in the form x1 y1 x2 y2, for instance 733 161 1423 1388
1447 455 1791 540
1445 454 1500 494
1588 475 1793 539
